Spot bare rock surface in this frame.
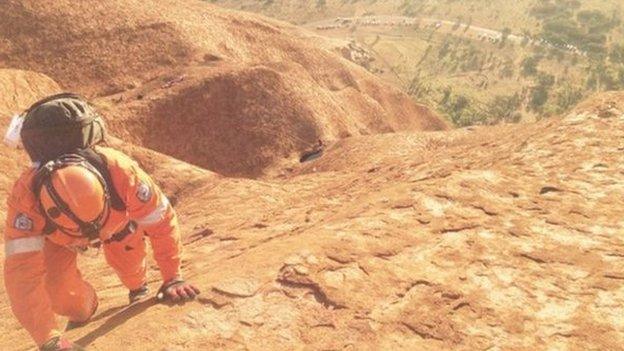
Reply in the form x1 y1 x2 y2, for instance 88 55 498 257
1 93 621 350
0 69 61 236
0 0 446 178
0 1 623 350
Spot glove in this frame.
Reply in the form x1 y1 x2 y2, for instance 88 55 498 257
40 336 85 351
156 278 200 302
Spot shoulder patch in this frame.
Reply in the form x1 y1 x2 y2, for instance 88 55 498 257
14 213 34 231
136 181 152 203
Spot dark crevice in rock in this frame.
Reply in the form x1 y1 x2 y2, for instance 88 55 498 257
276 278 346 310
400 322 444 341
519 253 547 264
540 186 562 195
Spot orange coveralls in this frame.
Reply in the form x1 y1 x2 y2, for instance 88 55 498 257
3 147 182 346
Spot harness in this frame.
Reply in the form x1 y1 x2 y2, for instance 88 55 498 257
33 149 132 246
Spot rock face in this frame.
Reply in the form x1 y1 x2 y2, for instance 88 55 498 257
0 69 60 116
1 92 622 351
100 64 445 177
0 0 446 177
0 69 61 236
0 1 623 350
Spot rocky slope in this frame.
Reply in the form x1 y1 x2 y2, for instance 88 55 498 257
0 1 623 350
0 69 218 239
0 0 446 177
0 69 61 235
0 69 60 115
1 92 623 350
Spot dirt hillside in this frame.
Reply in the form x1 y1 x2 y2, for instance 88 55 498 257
0 0 446 177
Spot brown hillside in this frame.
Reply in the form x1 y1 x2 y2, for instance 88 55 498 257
0 0 446 177
1 93 622 350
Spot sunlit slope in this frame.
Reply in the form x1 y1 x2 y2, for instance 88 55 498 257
1 90 622 350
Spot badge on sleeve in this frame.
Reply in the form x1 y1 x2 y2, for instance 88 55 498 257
14 213 34 231
136 181 152 203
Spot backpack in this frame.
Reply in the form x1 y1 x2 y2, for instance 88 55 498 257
20 93 107 163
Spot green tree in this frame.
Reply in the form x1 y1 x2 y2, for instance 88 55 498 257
439 92 488 126
488 94 522 123
500 59 515 78
521 55 541 76
529 73 554 111
500 27 512 47
530 86 549 111
438 39 451 59
554 84 584 112
537 73 555 87
610 44 624 64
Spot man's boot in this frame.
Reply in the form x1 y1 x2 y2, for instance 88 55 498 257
129 283 149 304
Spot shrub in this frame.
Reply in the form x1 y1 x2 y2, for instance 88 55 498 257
521 55 541 76
488 94 522 123
554 84 584 112
530 86 549 111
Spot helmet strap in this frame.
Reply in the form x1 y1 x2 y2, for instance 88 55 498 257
34 153 111 241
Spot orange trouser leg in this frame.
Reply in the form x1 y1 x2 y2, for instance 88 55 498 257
43 241 98 322
103 231 147 291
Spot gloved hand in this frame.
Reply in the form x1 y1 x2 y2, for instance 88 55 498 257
156 278 200 302
40 336 85 351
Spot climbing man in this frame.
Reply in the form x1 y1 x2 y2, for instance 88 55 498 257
3 93 200 351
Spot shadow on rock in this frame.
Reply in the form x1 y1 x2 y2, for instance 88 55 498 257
76 298 158 347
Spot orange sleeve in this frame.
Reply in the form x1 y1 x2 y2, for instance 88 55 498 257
104 148 182 282
4 172 60 346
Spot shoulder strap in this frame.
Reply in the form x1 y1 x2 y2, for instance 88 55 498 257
76 148 126 211
31 148 126 236
42 218 57 236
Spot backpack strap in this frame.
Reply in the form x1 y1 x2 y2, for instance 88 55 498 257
42 219 57 236
75 148 126 211
32 148 126 236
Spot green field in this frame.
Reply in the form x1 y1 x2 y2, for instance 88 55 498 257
208 0 624 125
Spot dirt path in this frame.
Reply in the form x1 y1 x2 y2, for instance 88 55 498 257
306 15 523 42
306 15 583 55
